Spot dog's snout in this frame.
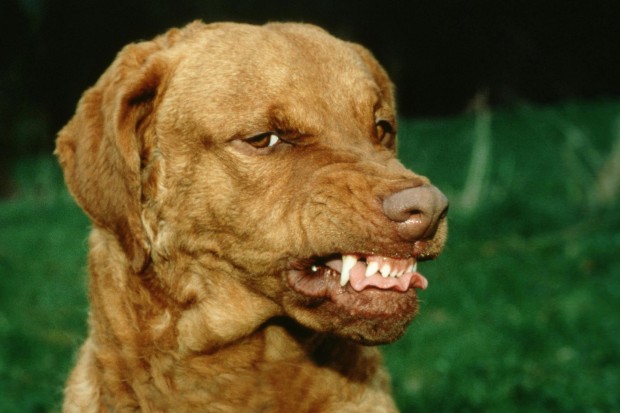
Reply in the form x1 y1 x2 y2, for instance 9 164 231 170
382 185 449 241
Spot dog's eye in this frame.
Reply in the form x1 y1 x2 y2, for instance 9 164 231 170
244 133 281 149
376 120 396 148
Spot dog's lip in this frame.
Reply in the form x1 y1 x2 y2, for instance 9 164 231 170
286 266 419 318
285 252 428 317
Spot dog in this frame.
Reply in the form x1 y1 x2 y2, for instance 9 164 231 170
55 20 448 412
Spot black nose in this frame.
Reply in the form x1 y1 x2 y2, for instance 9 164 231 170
382 184 449 241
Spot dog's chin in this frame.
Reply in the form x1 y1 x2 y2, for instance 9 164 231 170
282 254 427 344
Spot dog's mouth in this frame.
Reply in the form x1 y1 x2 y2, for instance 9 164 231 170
286 253 428 318
324 254 427 291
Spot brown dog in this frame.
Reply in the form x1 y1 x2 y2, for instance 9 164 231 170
56 21 448 412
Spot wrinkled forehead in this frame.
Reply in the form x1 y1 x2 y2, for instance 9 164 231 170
160 23 385 135
175 23 377 94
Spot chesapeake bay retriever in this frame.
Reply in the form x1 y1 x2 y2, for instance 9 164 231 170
55 21 448 412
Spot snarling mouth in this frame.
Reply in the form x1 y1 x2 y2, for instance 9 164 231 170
286 253 429 318
323 254 428 292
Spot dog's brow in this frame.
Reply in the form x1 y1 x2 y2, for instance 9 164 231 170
266 107 315 137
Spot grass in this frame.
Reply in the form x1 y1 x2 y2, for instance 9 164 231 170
1 99 619 412
0 158 89 412
388 99 620 412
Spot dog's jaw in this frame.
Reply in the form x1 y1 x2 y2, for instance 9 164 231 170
282 257 428 344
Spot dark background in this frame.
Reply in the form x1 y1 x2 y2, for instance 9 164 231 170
1 0 619 163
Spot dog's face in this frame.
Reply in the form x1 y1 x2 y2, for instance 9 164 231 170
56 22 447 346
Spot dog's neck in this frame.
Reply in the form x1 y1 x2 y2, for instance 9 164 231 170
86 227 282 352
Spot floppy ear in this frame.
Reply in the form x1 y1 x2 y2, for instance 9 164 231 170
55 34 175 273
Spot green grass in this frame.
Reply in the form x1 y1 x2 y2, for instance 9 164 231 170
1 100 619 412
388 99 620 412
0 157 90 412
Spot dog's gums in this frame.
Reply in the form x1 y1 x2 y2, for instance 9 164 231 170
287 254 428 318
327 254 425 290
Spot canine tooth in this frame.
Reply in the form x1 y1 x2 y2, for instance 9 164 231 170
340 255 358 286
407 262 418 273
365 261 379 277
380 263 391 278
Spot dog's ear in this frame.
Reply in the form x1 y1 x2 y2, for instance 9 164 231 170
55 31 178 273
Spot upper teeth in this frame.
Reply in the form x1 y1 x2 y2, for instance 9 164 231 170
339 255 358 286
380 263 391 278
365 261 379 277
339 254 417 287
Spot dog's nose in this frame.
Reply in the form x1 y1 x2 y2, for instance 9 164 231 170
383 185 449 241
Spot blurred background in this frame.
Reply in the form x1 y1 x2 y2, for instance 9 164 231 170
1 1 619 411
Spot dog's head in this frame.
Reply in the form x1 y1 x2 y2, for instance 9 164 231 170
56 21 448 347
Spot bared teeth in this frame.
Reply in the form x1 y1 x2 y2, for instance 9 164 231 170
340 254 358 286
380 263 391 278
331 255 419 287
365 261 379 277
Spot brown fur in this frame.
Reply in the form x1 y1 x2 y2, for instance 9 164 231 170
56 21 448 412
